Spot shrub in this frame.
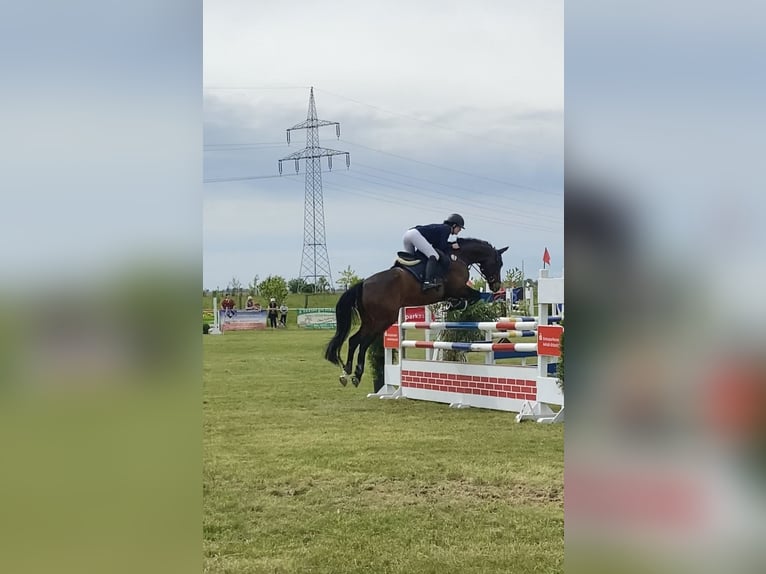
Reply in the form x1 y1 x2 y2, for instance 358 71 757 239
439 300 502 362
203 323 210 335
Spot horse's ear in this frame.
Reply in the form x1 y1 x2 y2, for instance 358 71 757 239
497 246 509 255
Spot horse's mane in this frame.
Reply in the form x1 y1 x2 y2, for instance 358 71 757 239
456 237 494 249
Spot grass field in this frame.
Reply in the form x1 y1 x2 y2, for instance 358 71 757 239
203 327 563 573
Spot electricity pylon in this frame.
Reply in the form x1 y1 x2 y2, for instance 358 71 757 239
279 87 349 292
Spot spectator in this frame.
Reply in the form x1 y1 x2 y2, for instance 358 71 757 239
267 297 278 328
245 296 255 310
221 293 236 317
279 302 288 327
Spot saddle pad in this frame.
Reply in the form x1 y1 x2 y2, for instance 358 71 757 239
395 252 423 267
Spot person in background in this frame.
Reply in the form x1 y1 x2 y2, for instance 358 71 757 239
246 295 255 310
221 293 236 317
267 297 278 328
279 302 288 327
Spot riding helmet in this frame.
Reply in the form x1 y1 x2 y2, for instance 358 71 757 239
444 213 465 229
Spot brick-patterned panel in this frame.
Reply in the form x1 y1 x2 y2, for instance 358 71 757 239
401 369 537 401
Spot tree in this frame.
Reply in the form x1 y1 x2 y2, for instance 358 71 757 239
228 276 242 294
257 275 289 304
470 276 487 292
288 278 307 294
248 275 260 296
228 276 244 308
336 265 362 291
316 276 329 293
503 266 524 288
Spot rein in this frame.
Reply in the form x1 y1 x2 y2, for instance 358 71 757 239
454 246 493 284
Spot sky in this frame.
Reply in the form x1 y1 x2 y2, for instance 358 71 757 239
203 0 563 291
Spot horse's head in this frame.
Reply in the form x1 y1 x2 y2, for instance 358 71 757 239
456 239 508 292
479 245 507 292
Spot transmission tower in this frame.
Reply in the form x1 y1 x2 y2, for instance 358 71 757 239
279 87 349 292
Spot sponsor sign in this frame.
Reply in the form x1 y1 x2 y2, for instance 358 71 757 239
403 306 426 322
537 324 564 356
383 324 399 349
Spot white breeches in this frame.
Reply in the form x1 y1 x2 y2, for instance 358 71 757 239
402 228 439 259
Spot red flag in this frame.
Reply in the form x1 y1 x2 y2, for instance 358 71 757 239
543 248 551 266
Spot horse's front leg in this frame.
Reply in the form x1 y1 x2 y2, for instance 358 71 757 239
444 285 482 311
447 298 468 311
465 287 483 303
455 287 483 304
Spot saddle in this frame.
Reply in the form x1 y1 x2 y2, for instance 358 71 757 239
393 251 450 284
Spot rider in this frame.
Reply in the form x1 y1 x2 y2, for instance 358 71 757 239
402 213 465 290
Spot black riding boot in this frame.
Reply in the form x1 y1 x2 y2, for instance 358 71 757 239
422 256 441 291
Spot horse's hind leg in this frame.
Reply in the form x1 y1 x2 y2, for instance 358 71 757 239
351 332 379 387
339 330 362 387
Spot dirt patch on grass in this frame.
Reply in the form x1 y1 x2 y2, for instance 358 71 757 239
352 476 562 508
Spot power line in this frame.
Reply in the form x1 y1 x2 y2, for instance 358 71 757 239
204 141 285 148
204 174 296 183
325 176 560 234
341 139 561 197
204 160 560 229
350 162 563 220
203 85 310 91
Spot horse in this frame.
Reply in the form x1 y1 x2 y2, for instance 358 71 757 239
324 237 508 387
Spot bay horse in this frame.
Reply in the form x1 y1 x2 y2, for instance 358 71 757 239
324 237 508 387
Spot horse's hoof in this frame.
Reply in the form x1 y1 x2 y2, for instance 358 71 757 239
339 375 348 387
351 376 360 387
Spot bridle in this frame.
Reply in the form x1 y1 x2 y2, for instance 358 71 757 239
475 261 501 287
454 249 502 288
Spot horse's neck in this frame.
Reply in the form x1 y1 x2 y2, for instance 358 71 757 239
456 241 486 265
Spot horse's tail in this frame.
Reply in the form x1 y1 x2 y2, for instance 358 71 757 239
324 282 364 366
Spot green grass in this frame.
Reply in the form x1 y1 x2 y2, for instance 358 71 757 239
204 328 563 573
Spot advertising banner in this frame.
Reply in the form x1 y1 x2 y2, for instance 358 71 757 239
218 309 268 331
296 308 337 329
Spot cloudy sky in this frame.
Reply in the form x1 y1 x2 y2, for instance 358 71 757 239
204 0 563 290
